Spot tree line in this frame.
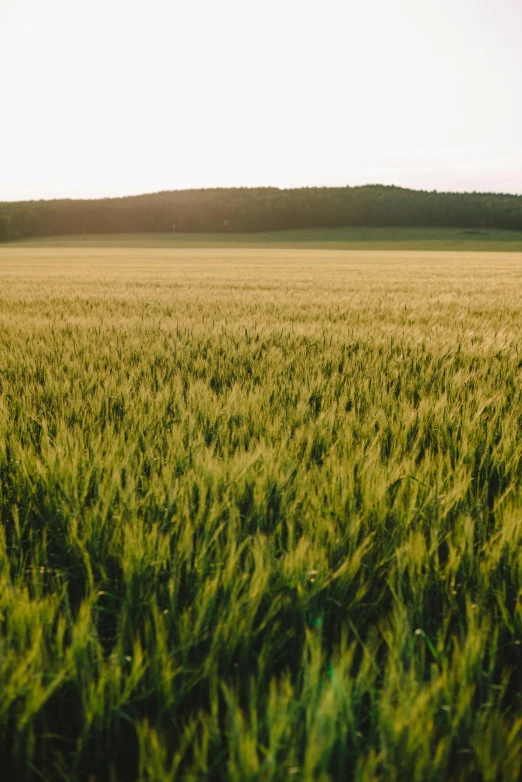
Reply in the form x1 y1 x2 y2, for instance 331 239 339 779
1 185 522 241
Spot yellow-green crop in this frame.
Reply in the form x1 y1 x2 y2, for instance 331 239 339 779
1 246 522 781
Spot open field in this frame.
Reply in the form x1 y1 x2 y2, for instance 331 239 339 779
1 246 522 780
8 225 522 251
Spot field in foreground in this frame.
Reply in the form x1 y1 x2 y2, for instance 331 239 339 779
1 246 522 781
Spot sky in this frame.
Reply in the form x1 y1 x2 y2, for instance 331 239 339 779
1 0 521 201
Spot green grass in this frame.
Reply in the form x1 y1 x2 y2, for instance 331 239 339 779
8 225 522 251
1 245 522 780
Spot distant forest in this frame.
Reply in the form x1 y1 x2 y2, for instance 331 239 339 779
1 185 522 241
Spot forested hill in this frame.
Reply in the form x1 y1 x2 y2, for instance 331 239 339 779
2 185 522 241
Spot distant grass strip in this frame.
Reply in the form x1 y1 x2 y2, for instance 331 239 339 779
8 225 522 251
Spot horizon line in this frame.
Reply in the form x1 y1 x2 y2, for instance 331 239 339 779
2 182 522 205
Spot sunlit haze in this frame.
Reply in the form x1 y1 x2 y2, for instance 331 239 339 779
1 0 521 201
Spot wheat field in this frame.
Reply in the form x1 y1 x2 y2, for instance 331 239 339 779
1 245 522 781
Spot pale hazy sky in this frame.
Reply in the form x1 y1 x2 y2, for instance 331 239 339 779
1 0 521 201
